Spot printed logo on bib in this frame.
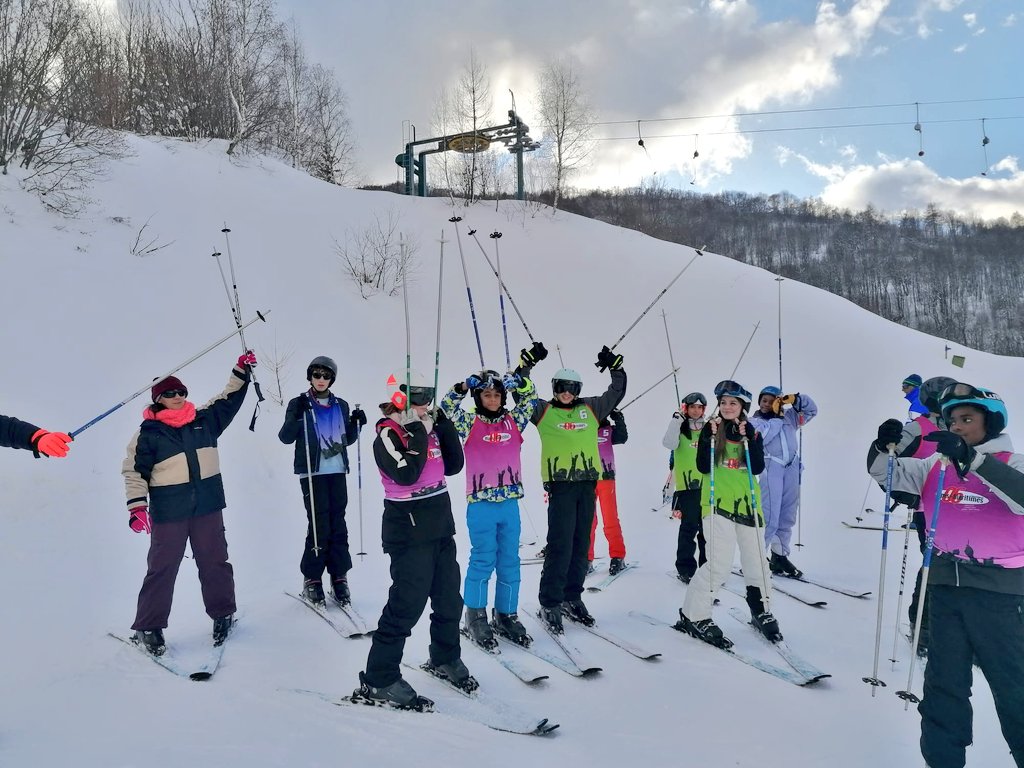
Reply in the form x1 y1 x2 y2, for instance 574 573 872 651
597 436 608 444
557 422 589 431
428 447 443 459
723 458 742 470
940 487 990 506
481 432 513 444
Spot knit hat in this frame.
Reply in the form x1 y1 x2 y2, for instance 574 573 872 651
902 374 923 388
152 375 187 401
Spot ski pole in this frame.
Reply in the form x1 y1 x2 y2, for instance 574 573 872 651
889 502 914 668
795 416 804 549
607 250 700 352
556 345 565 367
707 434 717 604
468 227 536 343
856 477 874 522
71 311 270 437
897 458 948 709
743 434 773 617
863 445 897 695
490 230 511 370
431 231 446 417
401 235 412 411
728 322 760 380
449 217 486 368
661 310 682 407
221 225 265 430
302 404 321 556
619 368 680 411
354 403 366 559
775 276 784 390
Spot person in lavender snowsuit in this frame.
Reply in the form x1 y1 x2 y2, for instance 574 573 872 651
869 383 1024 768
748 387 817 577
440 367 538 649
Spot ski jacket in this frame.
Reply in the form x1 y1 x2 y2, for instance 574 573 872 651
905 387 928 418
0 414 41 452
279 391 358 475
748 394 817 468
122 365 250 524
886 414 943 509
663 414 705 492
439 378 537 503
597 411 627 480
867 432 1024 594
696 420 764 526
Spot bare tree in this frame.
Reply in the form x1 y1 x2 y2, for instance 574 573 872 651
334 211 417 298
453 48 491 202
536 56 594 211
301 63 355 184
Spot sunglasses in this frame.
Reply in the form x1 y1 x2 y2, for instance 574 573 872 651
310 371 333 381
159 389 188 399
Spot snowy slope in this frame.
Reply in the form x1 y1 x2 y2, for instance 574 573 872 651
1 135 1021 767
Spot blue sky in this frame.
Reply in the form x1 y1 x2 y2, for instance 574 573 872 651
281 0 1022 219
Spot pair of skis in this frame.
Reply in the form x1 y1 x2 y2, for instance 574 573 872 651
285 591 371 637
110 631 228 681
585 561 637 592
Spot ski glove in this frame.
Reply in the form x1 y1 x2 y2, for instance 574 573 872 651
350 408 367 429
502 371 523 390
30 429 72 458
237 350 257 369
465 374 483 391
595 345 624 372
925 431 977 479
294 396 313 418
519 341 548 367
875 419 904 451
129 506 152 534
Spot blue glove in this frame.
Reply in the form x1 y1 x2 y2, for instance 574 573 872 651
465 375 483 391
502 372 522 390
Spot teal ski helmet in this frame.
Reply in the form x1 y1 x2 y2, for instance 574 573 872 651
939 382 1007 438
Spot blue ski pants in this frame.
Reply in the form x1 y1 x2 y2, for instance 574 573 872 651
463 499 522 613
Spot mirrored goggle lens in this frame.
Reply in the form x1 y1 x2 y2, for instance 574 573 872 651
940 382 993 404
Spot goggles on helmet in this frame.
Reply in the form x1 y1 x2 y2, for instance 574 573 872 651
683 392 707 407
403 385 435 406
714 380 752 403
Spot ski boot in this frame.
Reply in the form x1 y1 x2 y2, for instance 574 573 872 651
352 672 432 711
538 604 563 635
769 552 803 579
586 560 595 575
134 628 166 656
745 586 783 642
212 615 234 646
302 578 326 607
675 571 693 584
463 607 498 651
608 557 626 576
421 657 479 693
535 545 547 559
562 599 596 627
491 609 532 647
674 610 733 649
331 577 351 606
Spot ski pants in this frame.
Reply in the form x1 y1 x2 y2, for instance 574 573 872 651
364 536 463 688
299 473 352 583
539 481 596 608
132 510 235 630
463 499 522 613
760 459 801 556
673 489 706 578
919 585 1024 768
589 478 626 560
683 514 770 623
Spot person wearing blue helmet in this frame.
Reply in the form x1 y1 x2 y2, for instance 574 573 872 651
869 382 1024 768
903 373 929 418
749 385 818 577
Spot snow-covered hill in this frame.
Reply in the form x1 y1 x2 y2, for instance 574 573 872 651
1 136 1020 767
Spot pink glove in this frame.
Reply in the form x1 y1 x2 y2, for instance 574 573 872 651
31 429 72 458
237 350 257 368
129 506 152 534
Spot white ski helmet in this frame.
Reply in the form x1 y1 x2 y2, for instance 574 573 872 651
386 368 435 409
552 368 583 397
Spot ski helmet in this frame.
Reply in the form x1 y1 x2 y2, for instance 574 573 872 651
471 369 507 410
759 385 782 399
682 392 707 407
307 356 338 383
713 379 752 412
386 368 435 409
919 376 957 415
939 382 1007 438
552 368 583 398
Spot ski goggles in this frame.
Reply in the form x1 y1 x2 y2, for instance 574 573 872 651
682 392 707 407
939 382 1000 406
159 389 188 399
713 380 752 403
553 379 582 397
405 386 435 406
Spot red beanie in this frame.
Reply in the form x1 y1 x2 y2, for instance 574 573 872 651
152 375 186 401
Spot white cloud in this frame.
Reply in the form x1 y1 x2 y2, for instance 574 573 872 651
1004 13 1018 27
953 43 967 52
963 12 977 27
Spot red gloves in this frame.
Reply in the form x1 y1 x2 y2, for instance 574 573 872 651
129 506 152 534
237 350 257 368
30 429 72 458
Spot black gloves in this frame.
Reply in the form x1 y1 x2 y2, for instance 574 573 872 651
595 345 623 372
350 408 367 429
925 431 977 479
875 419 903 451
520 341 548 366
295 396 313 417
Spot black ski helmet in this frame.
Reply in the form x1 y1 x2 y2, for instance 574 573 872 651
919 376 956 415
470 369 507 411
307 356 338 383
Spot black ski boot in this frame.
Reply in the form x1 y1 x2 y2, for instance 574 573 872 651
745 585 783 642
676 571 693 584
491 609 532 647
586 560 595 574
769 552 803 579
212 615 234 646
422 658 479 693
302 578 326 606
609 557 626 576
562 599 596 627
463 607 498 651
538 604 563 635
535 545 547 559
352 672 432 711
331 577 351 606
134 628 166 656
674 610 733 649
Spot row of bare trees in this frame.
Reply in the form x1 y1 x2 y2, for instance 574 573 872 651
1 0 354 212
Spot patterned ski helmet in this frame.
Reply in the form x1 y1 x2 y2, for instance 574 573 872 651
471 369 507 410
386 368 434 409
939 382 1007 438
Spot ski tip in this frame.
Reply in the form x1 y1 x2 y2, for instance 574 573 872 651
190 671 213 681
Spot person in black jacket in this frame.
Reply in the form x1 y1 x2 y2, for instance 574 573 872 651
121 353 253 655
353 370 472 710
0 415 72 457
278 356 365 606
